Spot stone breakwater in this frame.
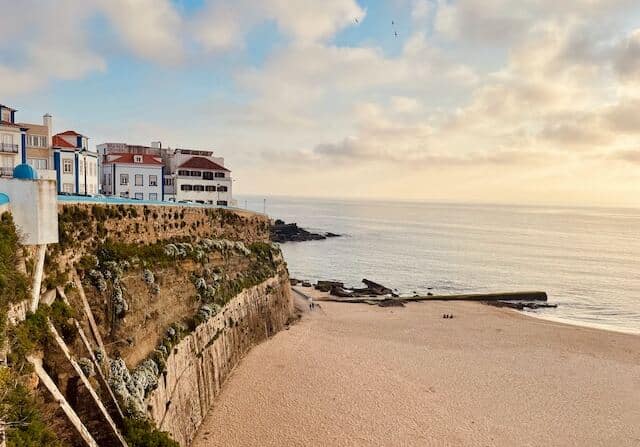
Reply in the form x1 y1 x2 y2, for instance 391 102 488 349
146 274 293 446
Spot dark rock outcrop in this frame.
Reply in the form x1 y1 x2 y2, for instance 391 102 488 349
270 220 341 243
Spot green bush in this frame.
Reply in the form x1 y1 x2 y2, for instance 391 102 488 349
0 369 64 447
123 418 179 447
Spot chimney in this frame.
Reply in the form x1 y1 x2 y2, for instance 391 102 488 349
151 141 162 149
43 114 52 146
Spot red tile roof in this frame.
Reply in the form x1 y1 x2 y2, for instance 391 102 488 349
178 156 229 171
52 135 76 148
105 153 164 166
58 130 83 137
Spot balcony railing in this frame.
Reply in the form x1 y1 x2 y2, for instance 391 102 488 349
0 143 19 153
0 167 13 177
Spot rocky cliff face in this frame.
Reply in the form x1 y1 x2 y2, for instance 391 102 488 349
147 275 292 446
1 204 293 447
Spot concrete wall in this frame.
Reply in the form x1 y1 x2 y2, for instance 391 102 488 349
147 274 293 446
0 178 58 245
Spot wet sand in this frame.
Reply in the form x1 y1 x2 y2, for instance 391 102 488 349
192 288 640 447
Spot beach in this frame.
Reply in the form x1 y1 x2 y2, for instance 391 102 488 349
192 288 640 447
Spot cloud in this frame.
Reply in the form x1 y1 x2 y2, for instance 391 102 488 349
99 0 184 64
0 0 106 96
193 0 365 52
611 150 640 164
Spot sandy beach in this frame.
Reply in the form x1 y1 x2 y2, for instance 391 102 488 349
192 287 640 447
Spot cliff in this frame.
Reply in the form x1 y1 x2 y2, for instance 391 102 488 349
0 204 293 447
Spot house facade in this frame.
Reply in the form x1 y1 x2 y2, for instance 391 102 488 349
101 153 163 201
97 143 234 205
0 104 24 178
165 152 232 205
20 114 53 175
52 131 99 195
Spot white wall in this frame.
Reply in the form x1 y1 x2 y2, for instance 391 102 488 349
0 178 58 245
175 176 232 204
58 151 76 193
105 164 163 201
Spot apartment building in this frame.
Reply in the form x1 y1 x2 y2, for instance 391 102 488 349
0 104 23 177
97 142 234 205
19 114 53 175
53 131 99 195
164 149 232 205
102 153 163 201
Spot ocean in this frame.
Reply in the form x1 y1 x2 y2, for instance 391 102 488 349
239 195 640 334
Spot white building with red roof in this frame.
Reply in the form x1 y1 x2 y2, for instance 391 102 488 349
102 153 164 201
97 143 234 205
52 130 98 195
165 149 233 205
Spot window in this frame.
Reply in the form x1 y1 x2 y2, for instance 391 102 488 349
215 172 225 178
178 170 189 176
79 159 84 174
63 159 73 174
217 186 228 192
206 185 215 192
120 174 129 185
164 178 173 186
190 171 202 177
134 155 143 163
181 184 193 191
203 172 214 180
194 185 205 192
134 193 143 200
105 173 112 186
149 193 158 201
135 174 143 186
63 183 73 193
38 159 47 169
149 175 157 186
27 135 47 147
217 200 228 206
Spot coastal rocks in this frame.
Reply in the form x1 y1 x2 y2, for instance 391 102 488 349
270 219 341 243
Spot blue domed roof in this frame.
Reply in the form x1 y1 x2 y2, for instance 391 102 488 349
13 163 38 180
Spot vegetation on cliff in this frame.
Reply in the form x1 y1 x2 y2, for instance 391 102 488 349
0 212 29 347
0 212 66 446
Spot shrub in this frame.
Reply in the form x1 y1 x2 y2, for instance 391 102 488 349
123 418 179 447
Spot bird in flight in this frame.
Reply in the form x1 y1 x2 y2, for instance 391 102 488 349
355 18 359 24
394 31 399 38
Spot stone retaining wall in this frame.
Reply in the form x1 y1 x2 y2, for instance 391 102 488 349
146 274 293 446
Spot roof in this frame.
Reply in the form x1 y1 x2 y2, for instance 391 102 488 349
105 153 164 166
57 130 84 137
52 135 76 148
0 193 9 205
0 104 16 111
178 156 229 171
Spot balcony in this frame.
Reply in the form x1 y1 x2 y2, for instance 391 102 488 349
0 143 19 153
0 167 13 177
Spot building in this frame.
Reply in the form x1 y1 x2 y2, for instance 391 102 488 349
53 131 99 195
164 149 232 205
1 104 56 180
19 114 52 175
102 153 164 201
1 104 27 177
97 142 234 205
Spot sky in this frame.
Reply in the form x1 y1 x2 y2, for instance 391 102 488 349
1 0 640 207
